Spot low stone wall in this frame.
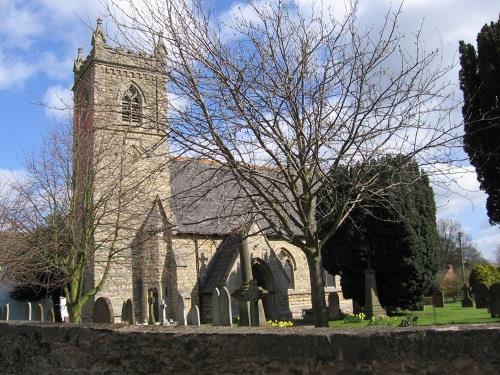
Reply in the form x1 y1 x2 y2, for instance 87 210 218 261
0 322 499 374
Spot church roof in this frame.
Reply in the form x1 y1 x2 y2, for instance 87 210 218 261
169 158 255 235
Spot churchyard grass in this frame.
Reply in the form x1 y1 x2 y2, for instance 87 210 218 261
328 301 500 328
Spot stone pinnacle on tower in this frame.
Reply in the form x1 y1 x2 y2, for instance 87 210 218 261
92 17 107 47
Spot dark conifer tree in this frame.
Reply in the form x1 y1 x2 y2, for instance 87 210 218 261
459 16 500 224
321 158 439 311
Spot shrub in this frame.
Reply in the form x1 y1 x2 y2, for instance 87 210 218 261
469 264 500 288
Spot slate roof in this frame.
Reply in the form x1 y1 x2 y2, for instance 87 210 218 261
169 158 255 235
169 158 303 236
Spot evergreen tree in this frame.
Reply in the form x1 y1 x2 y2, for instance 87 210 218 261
321 158 439 311
459 16 500 224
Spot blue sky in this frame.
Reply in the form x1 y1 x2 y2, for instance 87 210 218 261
0 0 498 260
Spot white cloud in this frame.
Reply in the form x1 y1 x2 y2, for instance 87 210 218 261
0 52 36 89
431 164 486 218
0 0 102 90
473 225 500 262
0 0 44 46
44 85 73 121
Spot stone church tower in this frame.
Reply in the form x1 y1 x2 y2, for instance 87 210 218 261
73 19 173 322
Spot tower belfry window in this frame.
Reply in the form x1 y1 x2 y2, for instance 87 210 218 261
122 86 141 124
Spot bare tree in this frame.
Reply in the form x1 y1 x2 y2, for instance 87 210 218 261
0 113 168 322
437 219 487 271
103 0 459 326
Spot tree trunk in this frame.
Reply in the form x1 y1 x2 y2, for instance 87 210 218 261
306 252 329 327
66 301 83 323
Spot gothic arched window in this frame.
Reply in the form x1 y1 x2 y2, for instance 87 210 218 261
278 249 295 289
325 271 336 288
121 85 141 124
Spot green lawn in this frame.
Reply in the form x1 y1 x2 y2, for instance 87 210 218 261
329 301 500 328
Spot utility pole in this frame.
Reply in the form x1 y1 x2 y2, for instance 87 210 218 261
459 232 473 307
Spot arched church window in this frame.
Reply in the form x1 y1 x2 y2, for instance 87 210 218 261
121 85 141 124
325 271 336 288
278 249 295 290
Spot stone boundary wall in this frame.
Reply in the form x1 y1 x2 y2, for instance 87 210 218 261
0 322 499 374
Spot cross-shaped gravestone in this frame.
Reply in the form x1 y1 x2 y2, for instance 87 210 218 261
148 290 155 325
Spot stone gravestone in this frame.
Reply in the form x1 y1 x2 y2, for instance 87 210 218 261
188 305 201 326
1 304 9 321
432 289 444 308
35 304 44 322
121 299 135 324
177 295 187 325
160 300 167 324
352 300 362 314
93 297 114 324
219 287 233 327
473 283 489 309
328 292 342 320
363 267 385 318
257 299 267 326
211 287 221 326
24 302 32 321
47 309 55 322
148 290 156 325
490 283 500 318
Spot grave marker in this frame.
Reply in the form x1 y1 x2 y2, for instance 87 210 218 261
473 283 489 309
490 283 500 318
24 302 32 321
219 287 233 327
177 295 187 325
432 289 444 308
93 297 114 324
328 292 342 320
188 305 201 326
35 304 44 322
211 288 221 326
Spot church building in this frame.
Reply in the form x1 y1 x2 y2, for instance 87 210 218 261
73 19 350 323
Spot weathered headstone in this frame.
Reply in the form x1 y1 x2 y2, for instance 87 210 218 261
177 295 187 325
328 292 342 320
363 267 385 318
219 287 233 327
93 297 114 324
188 305 201 326
1 304 9 321
160 300 167 324
35 304 44 322
211 287 221 326
490 283 500 318
121 299 135 324
24 302 32 321
461 285 474 308
472 283 489 309
257 299 267 326
432 289 444 308
47 309 55 322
